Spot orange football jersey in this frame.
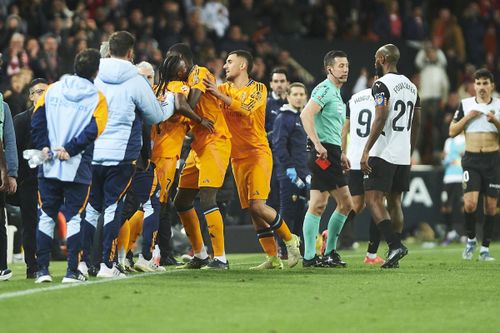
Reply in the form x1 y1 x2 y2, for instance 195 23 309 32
151 81 190 159
187 65 230 151
218 80 269 159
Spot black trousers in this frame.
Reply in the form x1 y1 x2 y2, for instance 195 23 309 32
19 179 38 270
0 192 7 270
158 202 174 257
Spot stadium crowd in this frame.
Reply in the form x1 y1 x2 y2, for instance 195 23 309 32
0 0 499 281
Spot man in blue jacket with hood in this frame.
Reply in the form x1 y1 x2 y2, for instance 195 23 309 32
272 82 309 257
31 48 108 283
79 31 174 278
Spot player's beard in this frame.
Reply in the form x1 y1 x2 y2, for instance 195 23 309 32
375 63 384 77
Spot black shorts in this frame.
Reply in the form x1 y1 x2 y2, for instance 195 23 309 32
348 170 364 196
441 182 463 208
461 151 500 197
363 157 410 193
307 142 347 192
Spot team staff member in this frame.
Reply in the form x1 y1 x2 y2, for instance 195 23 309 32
13 78 49 278
300 50 353 268
205 50 301 270
449 68 500 261
80 31 173 278
31 49 108 283
0 93 14 281
272 82 309 258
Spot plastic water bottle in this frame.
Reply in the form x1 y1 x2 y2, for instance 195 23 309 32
23 149 52 168
293 177 305 189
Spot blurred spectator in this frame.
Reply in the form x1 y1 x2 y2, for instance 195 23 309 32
276 50 314 85
202 0 229 38
432 7 466 63
437 91 460 148
352 67 369 95
415 43 449 164
4 73 27 116
219 25 249 53
461 2 486 66
229 0 260 37
251 56 266 82
404 6 429 41
2 32 29 78
388 0 402 39
37 34 62 82
274 0 306 37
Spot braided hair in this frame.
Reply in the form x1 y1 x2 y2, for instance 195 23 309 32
156 53 183 98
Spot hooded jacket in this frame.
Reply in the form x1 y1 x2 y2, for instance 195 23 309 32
272 104 309 180
31 75 108 184
92 58 173 166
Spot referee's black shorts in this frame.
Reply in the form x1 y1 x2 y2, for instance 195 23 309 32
307 142 347 192
348 169 364 196
363 156 410 193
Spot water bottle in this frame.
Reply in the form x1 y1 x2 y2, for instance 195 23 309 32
293 177 305 189
23 149 51 168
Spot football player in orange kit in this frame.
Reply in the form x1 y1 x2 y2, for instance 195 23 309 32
204 50 301 269
168 43 232 269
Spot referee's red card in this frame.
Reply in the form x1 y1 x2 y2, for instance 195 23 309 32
315 158 331 170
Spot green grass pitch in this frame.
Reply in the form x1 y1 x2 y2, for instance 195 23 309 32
1 243 499 333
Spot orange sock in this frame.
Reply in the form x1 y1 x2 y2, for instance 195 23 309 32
271 215 292 242
204 208 225 257
258 235 278 257
117 219 131 254
178 208 204 253
127 210 144 251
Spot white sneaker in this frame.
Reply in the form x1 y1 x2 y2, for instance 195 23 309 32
479 251 495 261
134 254 166 272
249 256 283 270
0 269 12 281
78 262 89 278
462 239 476 260
285 234 301 268
35 268 52 283
61 270 87 283
96 263 126 278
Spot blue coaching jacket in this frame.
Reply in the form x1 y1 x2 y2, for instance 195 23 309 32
272 104 309 180
92 58 173 166
31 75 108 184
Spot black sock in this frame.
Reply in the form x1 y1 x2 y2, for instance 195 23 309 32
482 215 495 247
464 212 476 239
346 210 356 223
443 212 453 231
377 219 400 249
367 219 381 253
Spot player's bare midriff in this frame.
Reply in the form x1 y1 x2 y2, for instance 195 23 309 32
465 132 499 153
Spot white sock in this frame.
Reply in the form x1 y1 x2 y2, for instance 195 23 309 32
214 255 227 263
194 246 208 259
480 246 489 253
367 252 377 259
467 237 477 243
117 248 126 265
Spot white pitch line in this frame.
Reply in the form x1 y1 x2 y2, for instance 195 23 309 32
0 247 464 301
0 269 181 301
